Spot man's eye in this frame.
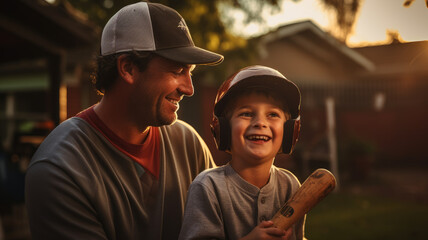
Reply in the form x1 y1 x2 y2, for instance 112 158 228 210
173 69 183 75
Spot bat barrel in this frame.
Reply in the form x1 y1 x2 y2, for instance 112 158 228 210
271 168 336 230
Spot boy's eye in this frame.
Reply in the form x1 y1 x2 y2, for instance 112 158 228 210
268 112 280 118
238 112 252 117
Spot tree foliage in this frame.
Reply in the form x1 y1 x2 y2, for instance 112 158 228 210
67 0 426 51
64 0 426 87
64 0 284 84
67 0 285 54
403 0 428 7
319 0 361 43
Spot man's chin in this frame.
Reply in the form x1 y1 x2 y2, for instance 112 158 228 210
164 118 177 126
155 114 178 126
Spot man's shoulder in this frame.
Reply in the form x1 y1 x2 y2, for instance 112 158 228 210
161 119 196 133
39 117 95 145
160 120 204 143
47 117 92 136
36 117 88 147
28 117 102 167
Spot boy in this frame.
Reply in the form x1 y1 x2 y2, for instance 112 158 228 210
179 65 305 240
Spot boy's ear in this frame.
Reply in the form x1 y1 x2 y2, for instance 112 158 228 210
211 116 231 152
117 55 136 84
282 118 301 154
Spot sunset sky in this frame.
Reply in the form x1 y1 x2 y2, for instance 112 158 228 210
229 0 428 46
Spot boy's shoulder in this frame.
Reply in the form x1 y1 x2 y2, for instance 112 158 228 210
272 165 301 187
193 164 228 182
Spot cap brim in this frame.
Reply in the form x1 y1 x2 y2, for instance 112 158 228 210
155 46 224 65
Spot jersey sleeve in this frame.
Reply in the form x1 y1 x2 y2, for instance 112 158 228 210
195 129 216 170
171 120 216 174
25 161 107 240
178 181 224 240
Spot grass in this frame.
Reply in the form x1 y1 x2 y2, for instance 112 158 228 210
304 191 428 240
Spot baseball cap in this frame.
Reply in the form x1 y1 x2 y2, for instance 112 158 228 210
101 2 224 65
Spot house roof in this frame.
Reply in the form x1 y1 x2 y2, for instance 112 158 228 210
0 0 100 64
257 20 375 72
353 41 428 75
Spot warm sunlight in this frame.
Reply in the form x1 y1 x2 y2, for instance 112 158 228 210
230 0 428 46
228 0 329 37
59 84 67 122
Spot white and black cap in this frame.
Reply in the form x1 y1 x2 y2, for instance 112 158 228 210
101 2 224 65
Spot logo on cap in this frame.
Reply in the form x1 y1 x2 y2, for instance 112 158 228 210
178 18 188 31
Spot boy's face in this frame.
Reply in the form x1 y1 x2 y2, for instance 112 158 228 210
229 92 289 165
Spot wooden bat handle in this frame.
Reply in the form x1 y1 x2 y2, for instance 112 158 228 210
271 168 336 230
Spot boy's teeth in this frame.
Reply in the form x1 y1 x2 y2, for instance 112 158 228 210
247 135 269 141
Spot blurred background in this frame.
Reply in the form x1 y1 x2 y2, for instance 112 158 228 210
0 0 427 239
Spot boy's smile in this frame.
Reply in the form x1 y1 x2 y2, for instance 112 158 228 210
229 92 289 166
246 135 271 141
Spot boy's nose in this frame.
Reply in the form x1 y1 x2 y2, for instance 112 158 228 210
253 116 267 128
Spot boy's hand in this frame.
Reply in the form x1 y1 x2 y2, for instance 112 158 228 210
240 221 293 240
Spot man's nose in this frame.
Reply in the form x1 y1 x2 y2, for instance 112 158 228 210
178 72 194 97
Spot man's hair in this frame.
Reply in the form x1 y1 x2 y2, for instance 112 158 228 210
222 88 291 121
94 51 154 94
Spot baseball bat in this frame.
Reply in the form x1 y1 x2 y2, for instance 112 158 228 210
271 168 336 230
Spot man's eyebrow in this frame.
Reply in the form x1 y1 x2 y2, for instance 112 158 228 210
174 63 195 72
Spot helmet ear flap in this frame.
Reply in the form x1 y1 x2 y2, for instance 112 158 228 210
282 118 301 154
211 116 231 151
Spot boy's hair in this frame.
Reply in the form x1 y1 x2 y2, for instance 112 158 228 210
222 88 291 121
94 51 154 94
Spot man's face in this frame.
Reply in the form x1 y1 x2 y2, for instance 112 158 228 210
229 92 288 166
129 56 194 130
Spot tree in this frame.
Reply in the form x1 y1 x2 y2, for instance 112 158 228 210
319 0 361 43
62 0 368 85
67 0 427 51
67 0 285 54
403 0 428 7
66 0 286 81
386 30 404 44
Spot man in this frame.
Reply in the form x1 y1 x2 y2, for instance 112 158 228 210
25 2 223 240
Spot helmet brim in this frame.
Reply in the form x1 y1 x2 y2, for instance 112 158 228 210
214 75 301 119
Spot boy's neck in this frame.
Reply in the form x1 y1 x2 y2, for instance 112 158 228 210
230 159 274 189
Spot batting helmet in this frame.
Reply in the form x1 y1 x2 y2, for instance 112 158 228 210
210 65 301 154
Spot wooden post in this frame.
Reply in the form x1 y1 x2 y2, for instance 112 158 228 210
325 97 339 190
48 54 65 126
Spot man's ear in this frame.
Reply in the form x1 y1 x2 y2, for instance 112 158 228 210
117 55 136 84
